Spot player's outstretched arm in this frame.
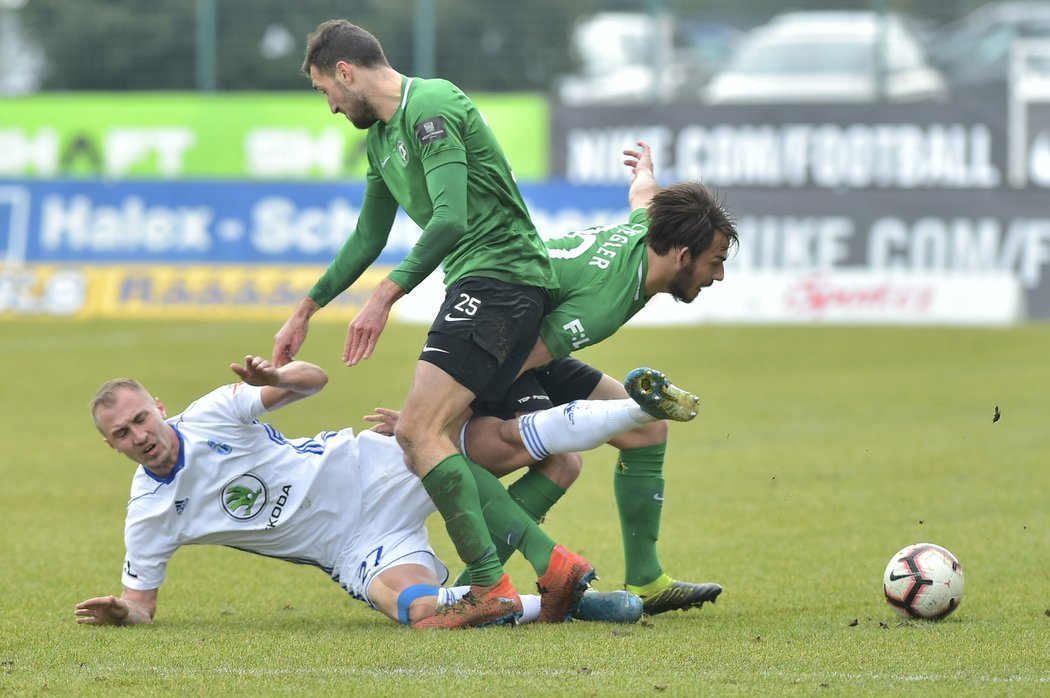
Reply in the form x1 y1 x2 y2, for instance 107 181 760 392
230 355 329 410
343 278 404 366
343 160 466 367
273 297 322 367
623 140 660 211
75 588 157 626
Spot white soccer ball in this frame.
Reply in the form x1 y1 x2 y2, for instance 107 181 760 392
883 543 965 620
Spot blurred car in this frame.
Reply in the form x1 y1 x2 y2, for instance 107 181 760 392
928 2 1050 92
702 11 948 104
556 12 740 106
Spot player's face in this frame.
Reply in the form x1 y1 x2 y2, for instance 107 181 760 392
96 388 179 477
668 231 730 303
310 64 380 130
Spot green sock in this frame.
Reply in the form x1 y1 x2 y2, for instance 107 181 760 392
464 458 557 578
614 442 668 588
507 468 567 524
420 454 503 587
454 468 566 585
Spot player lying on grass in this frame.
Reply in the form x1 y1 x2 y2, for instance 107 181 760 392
462 141 738 614
74 356 693 628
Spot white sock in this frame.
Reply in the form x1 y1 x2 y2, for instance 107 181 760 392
439 586 469 607
518 594 541 624
517 399 654 460
441 585 541 624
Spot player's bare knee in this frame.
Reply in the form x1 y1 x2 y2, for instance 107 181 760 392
393 421 423 464
408 599 438 625
393 406 428 443
498 418 524 448
532 452 582 489
393 422 411 450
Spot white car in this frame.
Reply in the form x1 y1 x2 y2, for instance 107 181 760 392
702 11 948 104
557 12 739 106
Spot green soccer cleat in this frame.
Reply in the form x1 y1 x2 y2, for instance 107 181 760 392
624 367 700 422
573 590 643 624
638 579 723 616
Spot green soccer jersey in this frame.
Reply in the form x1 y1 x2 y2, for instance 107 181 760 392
365 76 557 292
540 208 651 359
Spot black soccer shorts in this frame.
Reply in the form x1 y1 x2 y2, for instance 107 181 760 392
420 276 548 402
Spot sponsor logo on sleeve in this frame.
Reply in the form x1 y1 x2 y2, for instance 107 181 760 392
415 116 448 145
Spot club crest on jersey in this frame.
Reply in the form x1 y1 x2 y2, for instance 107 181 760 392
415 116 447 145
397 140 409 165
208 440 233 455
220 473 267 520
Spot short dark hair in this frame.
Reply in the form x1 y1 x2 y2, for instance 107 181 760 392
90 379 151 430
302 19 389 76
646 182 738 257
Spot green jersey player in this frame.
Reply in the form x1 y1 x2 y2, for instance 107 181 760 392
271 20 586 630
464 142 739 614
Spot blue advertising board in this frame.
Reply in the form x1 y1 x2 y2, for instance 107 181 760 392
0 180 629 265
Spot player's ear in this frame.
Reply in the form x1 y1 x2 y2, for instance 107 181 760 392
675 246 692 268
102 437 116 451
154 397 167 418
335 60 354 83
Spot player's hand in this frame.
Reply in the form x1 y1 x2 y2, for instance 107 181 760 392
623 140 654 178
273 316 308 368
343 299 390 366
74 596 129 625
363 407 401 435
231 355 280 386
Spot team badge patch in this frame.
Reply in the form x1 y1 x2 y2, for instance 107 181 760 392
220 473 268 520
415 116 448 145
397 140 409 164
208 439 233 455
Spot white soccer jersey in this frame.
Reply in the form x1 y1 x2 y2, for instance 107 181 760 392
121 382 443 604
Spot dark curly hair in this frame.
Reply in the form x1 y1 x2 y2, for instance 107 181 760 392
646 182 738 257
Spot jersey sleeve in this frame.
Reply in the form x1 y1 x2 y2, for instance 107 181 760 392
177 383 268 425
385 83 471 292
309 184 399 306
404 84 468 172
387 161 468 292
121 496 177 590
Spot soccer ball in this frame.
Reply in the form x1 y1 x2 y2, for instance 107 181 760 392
883 543 965 620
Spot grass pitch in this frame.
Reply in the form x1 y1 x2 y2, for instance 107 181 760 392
1 318 1048 696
